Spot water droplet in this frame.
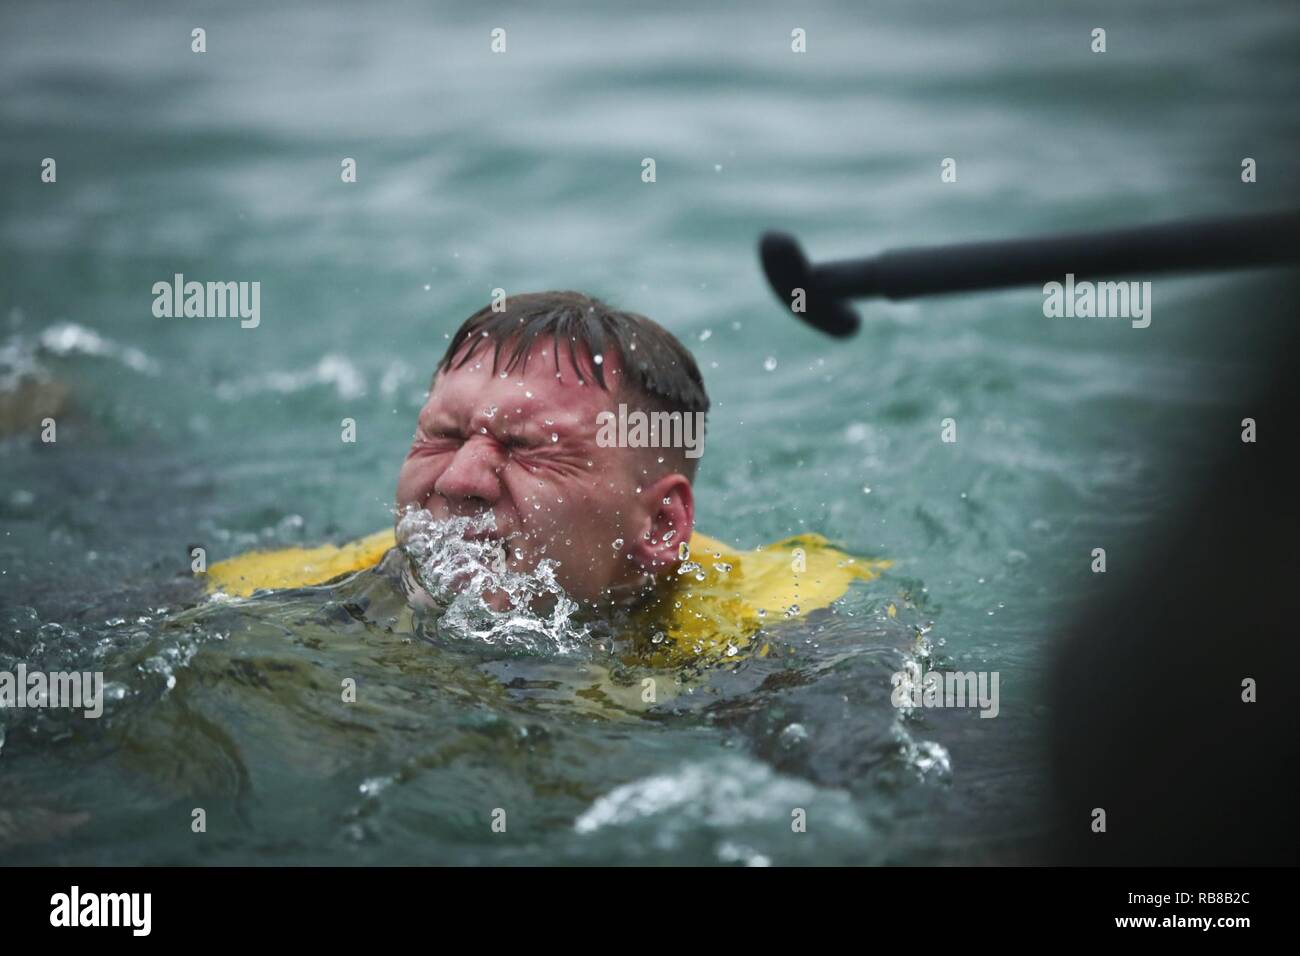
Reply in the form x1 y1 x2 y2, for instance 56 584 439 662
593 354 604 365
551 433 558 443
698 329 712 341
780 723 808 745
862 486 872 494
612 538 624 550
663 530 676 543
763 356 777 371
677 541 690 561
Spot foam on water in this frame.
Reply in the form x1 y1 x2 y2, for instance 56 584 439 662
0 318 160 390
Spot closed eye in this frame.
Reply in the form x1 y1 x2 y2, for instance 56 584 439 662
414 427 532 453
411 429 463 450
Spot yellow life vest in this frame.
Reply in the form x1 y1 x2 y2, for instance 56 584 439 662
205 529 889 664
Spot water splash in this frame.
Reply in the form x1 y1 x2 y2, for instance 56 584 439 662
395 507 589 655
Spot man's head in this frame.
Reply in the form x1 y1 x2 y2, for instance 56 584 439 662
395 291 709 608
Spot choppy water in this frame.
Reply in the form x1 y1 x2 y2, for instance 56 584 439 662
1 0 1296 864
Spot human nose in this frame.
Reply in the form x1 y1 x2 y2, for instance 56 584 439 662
432 435 504 510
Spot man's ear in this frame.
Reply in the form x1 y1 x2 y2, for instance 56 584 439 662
627 473 695 573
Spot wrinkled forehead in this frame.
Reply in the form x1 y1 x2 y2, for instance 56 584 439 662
425 335 627 421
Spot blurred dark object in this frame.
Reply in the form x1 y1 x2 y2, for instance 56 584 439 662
1050 292 1300 865
0 375 68 437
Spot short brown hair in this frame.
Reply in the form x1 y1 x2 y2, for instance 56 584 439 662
437 291 710 473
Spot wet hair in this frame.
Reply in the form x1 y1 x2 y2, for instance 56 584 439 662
436 291 710 475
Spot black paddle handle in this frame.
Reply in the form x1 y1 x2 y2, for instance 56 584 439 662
761 210 1300 337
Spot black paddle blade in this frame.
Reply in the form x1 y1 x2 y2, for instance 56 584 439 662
760 232 861 338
